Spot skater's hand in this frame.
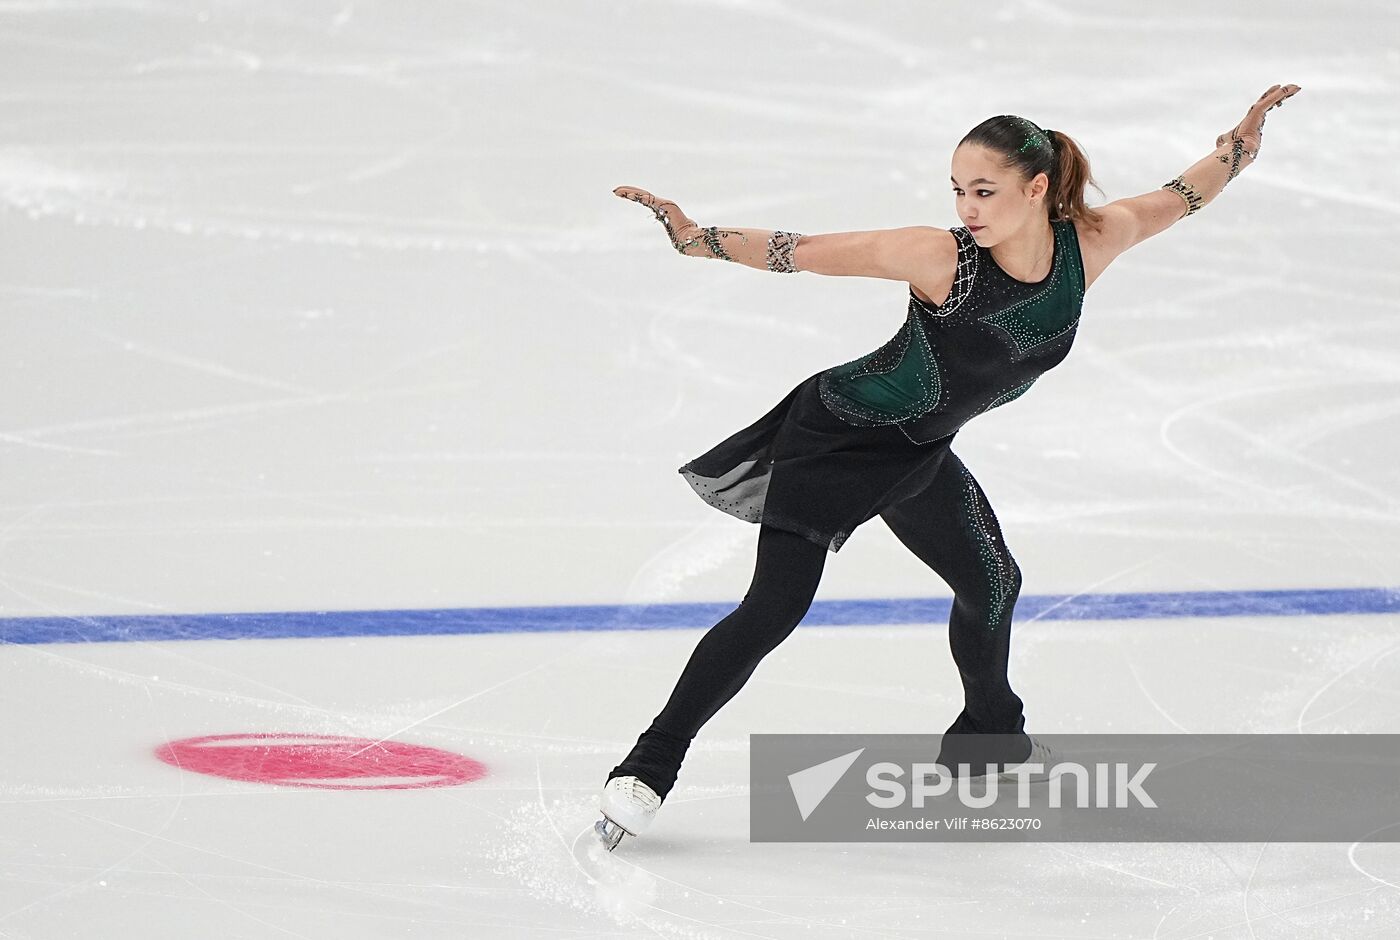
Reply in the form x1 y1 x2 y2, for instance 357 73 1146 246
1215 83 1301 160
614 185 702 254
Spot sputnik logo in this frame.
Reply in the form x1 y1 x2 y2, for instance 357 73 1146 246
787 748 865 821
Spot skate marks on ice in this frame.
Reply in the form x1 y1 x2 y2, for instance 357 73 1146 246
482 761 703 938
486 758 887 938
490 789 1400 939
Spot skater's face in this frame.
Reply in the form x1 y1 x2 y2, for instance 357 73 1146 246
950 144 1050 245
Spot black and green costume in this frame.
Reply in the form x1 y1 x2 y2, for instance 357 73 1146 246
608 220 1089 801
679 219 1086 552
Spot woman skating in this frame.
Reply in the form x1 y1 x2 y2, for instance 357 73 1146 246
596 84 1302 851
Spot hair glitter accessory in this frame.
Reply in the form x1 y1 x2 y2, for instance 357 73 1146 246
1014 117 1053 154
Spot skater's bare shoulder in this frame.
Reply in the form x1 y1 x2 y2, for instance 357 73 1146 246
794 226 957 295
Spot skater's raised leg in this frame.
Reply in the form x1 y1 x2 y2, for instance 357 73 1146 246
607 522 829 802
878 448 1032 770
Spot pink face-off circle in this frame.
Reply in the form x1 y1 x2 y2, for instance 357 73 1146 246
153 733 487 790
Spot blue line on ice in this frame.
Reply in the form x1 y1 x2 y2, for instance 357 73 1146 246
2 587 1398 645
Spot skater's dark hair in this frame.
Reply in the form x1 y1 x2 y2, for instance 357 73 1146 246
959 116 1106 236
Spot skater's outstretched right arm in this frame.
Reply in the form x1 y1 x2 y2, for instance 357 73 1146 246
612 184 952 286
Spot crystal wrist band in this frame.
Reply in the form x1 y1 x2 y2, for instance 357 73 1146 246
765 230 802 273
1161 176 1205 217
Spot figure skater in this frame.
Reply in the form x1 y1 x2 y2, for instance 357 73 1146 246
595 84 1302 851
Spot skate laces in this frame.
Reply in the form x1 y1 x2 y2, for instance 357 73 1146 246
609 775 662 810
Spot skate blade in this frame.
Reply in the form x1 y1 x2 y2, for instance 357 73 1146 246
594 814 632 851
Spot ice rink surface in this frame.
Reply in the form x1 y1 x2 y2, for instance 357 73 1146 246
3 0 1400 936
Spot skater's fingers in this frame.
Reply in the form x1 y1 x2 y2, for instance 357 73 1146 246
614 185 655 203
1265 83 1302 110
1247 83 1300 120
1231 86 1295 146
1239 87 1275 129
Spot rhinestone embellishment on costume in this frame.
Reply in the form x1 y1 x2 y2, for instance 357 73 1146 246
912 226 979 318
977 224 1081 359
819 220 1084 444
817 310 944 424
958 461 1017 628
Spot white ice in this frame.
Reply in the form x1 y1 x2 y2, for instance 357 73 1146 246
2 0 1400 937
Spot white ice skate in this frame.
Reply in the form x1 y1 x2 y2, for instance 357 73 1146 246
595 775 662 851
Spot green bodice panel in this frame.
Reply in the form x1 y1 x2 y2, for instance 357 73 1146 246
818 219 1086 445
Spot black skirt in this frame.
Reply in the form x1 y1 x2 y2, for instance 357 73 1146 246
678 372 956 552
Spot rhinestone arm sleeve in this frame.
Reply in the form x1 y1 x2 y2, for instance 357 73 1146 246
663 224 802 272
1160 139 1257 219
621 192 803 272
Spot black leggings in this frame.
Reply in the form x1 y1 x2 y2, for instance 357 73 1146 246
608 448 1029 801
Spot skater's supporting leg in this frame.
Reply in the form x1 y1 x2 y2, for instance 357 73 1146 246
608 523 828 799
878 449 1030 765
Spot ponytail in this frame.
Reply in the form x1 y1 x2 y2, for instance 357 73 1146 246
1044 128 1105 234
